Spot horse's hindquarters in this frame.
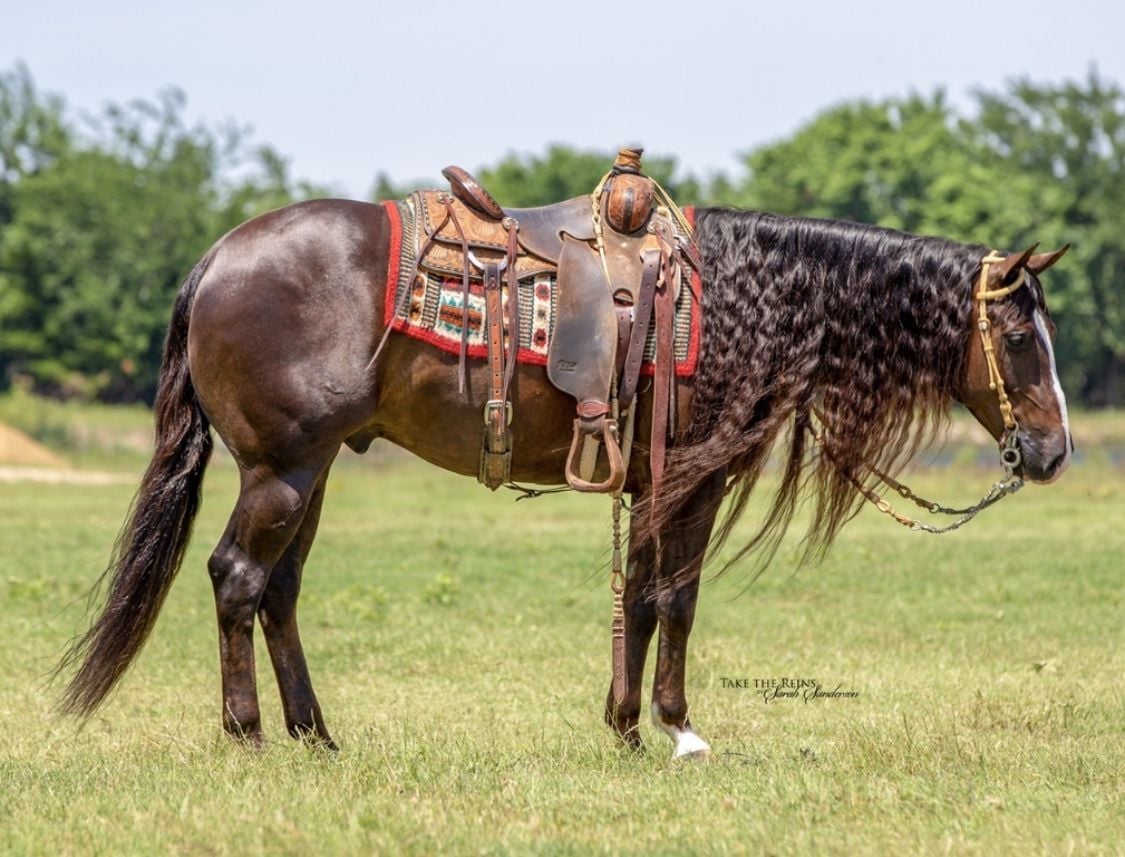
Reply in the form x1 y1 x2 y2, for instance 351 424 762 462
187 200 390 467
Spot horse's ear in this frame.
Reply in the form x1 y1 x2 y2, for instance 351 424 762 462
991 244 1038 285
1027 245 1070 274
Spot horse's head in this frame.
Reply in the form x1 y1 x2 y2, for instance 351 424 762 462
959 245 1072 484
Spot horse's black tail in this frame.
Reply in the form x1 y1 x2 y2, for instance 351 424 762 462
58 249 216 717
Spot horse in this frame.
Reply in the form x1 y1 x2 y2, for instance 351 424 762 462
57 198 1072 758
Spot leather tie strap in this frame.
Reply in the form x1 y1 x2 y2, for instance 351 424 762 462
650 246 676 504
443 198 473 394
479 260 512 489
502 219 520 402
484 262 505 406
610 492 626 708
618 248 663 409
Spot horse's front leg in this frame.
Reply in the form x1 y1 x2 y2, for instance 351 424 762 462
651 469 725 759
604 516 659 749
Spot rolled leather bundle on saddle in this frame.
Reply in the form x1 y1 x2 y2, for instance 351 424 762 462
602 148 655 234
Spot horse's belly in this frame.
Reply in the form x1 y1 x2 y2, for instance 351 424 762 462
368 341 578 485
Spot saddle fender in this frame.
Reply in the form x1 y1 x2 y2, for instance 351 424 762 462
547 236 617 430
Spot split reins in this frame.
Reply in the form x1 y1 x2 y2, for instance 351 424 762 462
821 252 1028 533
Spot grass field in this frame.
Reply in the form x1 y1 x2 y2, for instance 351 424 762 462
0 399 1122 855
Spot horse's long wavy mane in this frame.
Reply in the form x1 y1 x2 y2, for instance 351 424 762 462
639 208 1041 572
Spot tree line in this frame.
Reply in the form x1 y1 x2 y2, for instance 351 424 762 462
1 64 1121 405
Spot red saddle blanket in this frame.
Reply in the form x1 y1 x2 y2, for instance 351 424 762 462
380 200 700 376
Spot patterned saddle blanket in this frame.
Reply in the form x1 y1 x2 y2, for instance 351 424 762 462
379 198 699 376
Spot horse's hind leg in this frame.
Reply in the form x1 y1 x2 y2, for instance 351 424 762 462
650 469 726 759
208 458 329 744
257 471 336 748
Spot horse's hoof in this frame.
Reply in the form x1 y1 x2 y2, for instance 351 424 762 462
291 724 338 752
226 730 265 750
671 731 712 760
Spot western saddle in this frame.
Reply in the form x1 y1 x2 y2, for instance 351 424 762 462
393 148 700 496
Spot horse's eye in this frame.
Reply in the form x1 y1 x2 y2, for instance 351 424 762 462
1004 331 1030 351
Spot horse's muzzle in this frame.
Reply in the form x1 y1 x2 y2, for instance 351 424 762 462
1019 432 1073 484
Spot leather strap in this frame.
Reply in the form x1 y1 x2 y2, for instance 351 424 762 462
577 400 611 419
479 260 511 489
483 261 506 422
502 220 520 402
442 198 473 394
650 252 676 501
618 248 662 409
614 304 633 376
464 216 519 490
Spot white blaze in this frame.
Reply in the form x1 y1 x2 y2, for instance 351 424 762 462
1034 309 1072 479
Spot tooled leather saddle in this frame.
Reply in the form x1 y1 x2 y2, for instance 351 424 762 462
391 148 700 496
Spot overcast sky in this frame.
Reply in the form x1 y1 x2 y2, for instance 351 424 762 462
5 0 1124 199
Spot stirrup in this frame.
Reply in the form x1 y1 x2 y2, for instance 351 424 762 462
564 418 626 493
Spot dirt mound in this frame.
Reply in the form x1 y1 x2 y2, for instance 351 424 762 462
0 423 67 467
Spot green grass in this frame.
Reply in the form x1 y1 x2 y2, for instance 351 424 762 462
0 414 1122 854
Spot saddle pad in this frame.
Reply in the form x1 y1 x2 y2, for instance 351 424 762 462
381 199 700 376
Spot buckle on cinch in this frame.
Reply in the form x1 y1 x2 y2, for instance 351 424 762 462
483 399 513 426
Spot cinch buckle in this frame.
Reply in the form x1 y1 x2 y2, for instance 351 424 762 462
483 399 513 426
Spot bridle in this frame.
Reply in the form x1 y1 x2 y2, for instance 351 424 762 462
974 251 1026 473
821 251 1028 534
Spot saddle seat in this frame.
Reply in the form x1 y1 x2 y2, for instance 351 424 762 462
414 191 595 281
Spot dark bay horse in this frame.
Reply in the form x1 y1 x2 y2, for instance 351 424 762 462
59 199 1071 757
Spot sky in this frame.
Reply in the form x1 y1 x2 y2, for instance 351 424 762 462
5 0 1125 199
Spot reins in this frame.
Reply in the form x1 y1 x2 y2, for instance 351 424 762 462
819 252 1028 533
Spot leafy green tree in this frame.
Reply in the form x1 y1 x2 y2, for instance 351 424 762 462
476 144 697 208
0 64 71 217
972 71 1124 406
0 71 325 401
370 170 435 202
724 92 1049 241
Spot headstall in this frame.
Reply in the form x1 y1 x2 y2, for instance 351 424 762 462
822 251 1028 534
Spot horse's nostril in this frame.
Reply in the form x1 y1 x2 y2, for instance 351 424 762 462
1046 452 1066 476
